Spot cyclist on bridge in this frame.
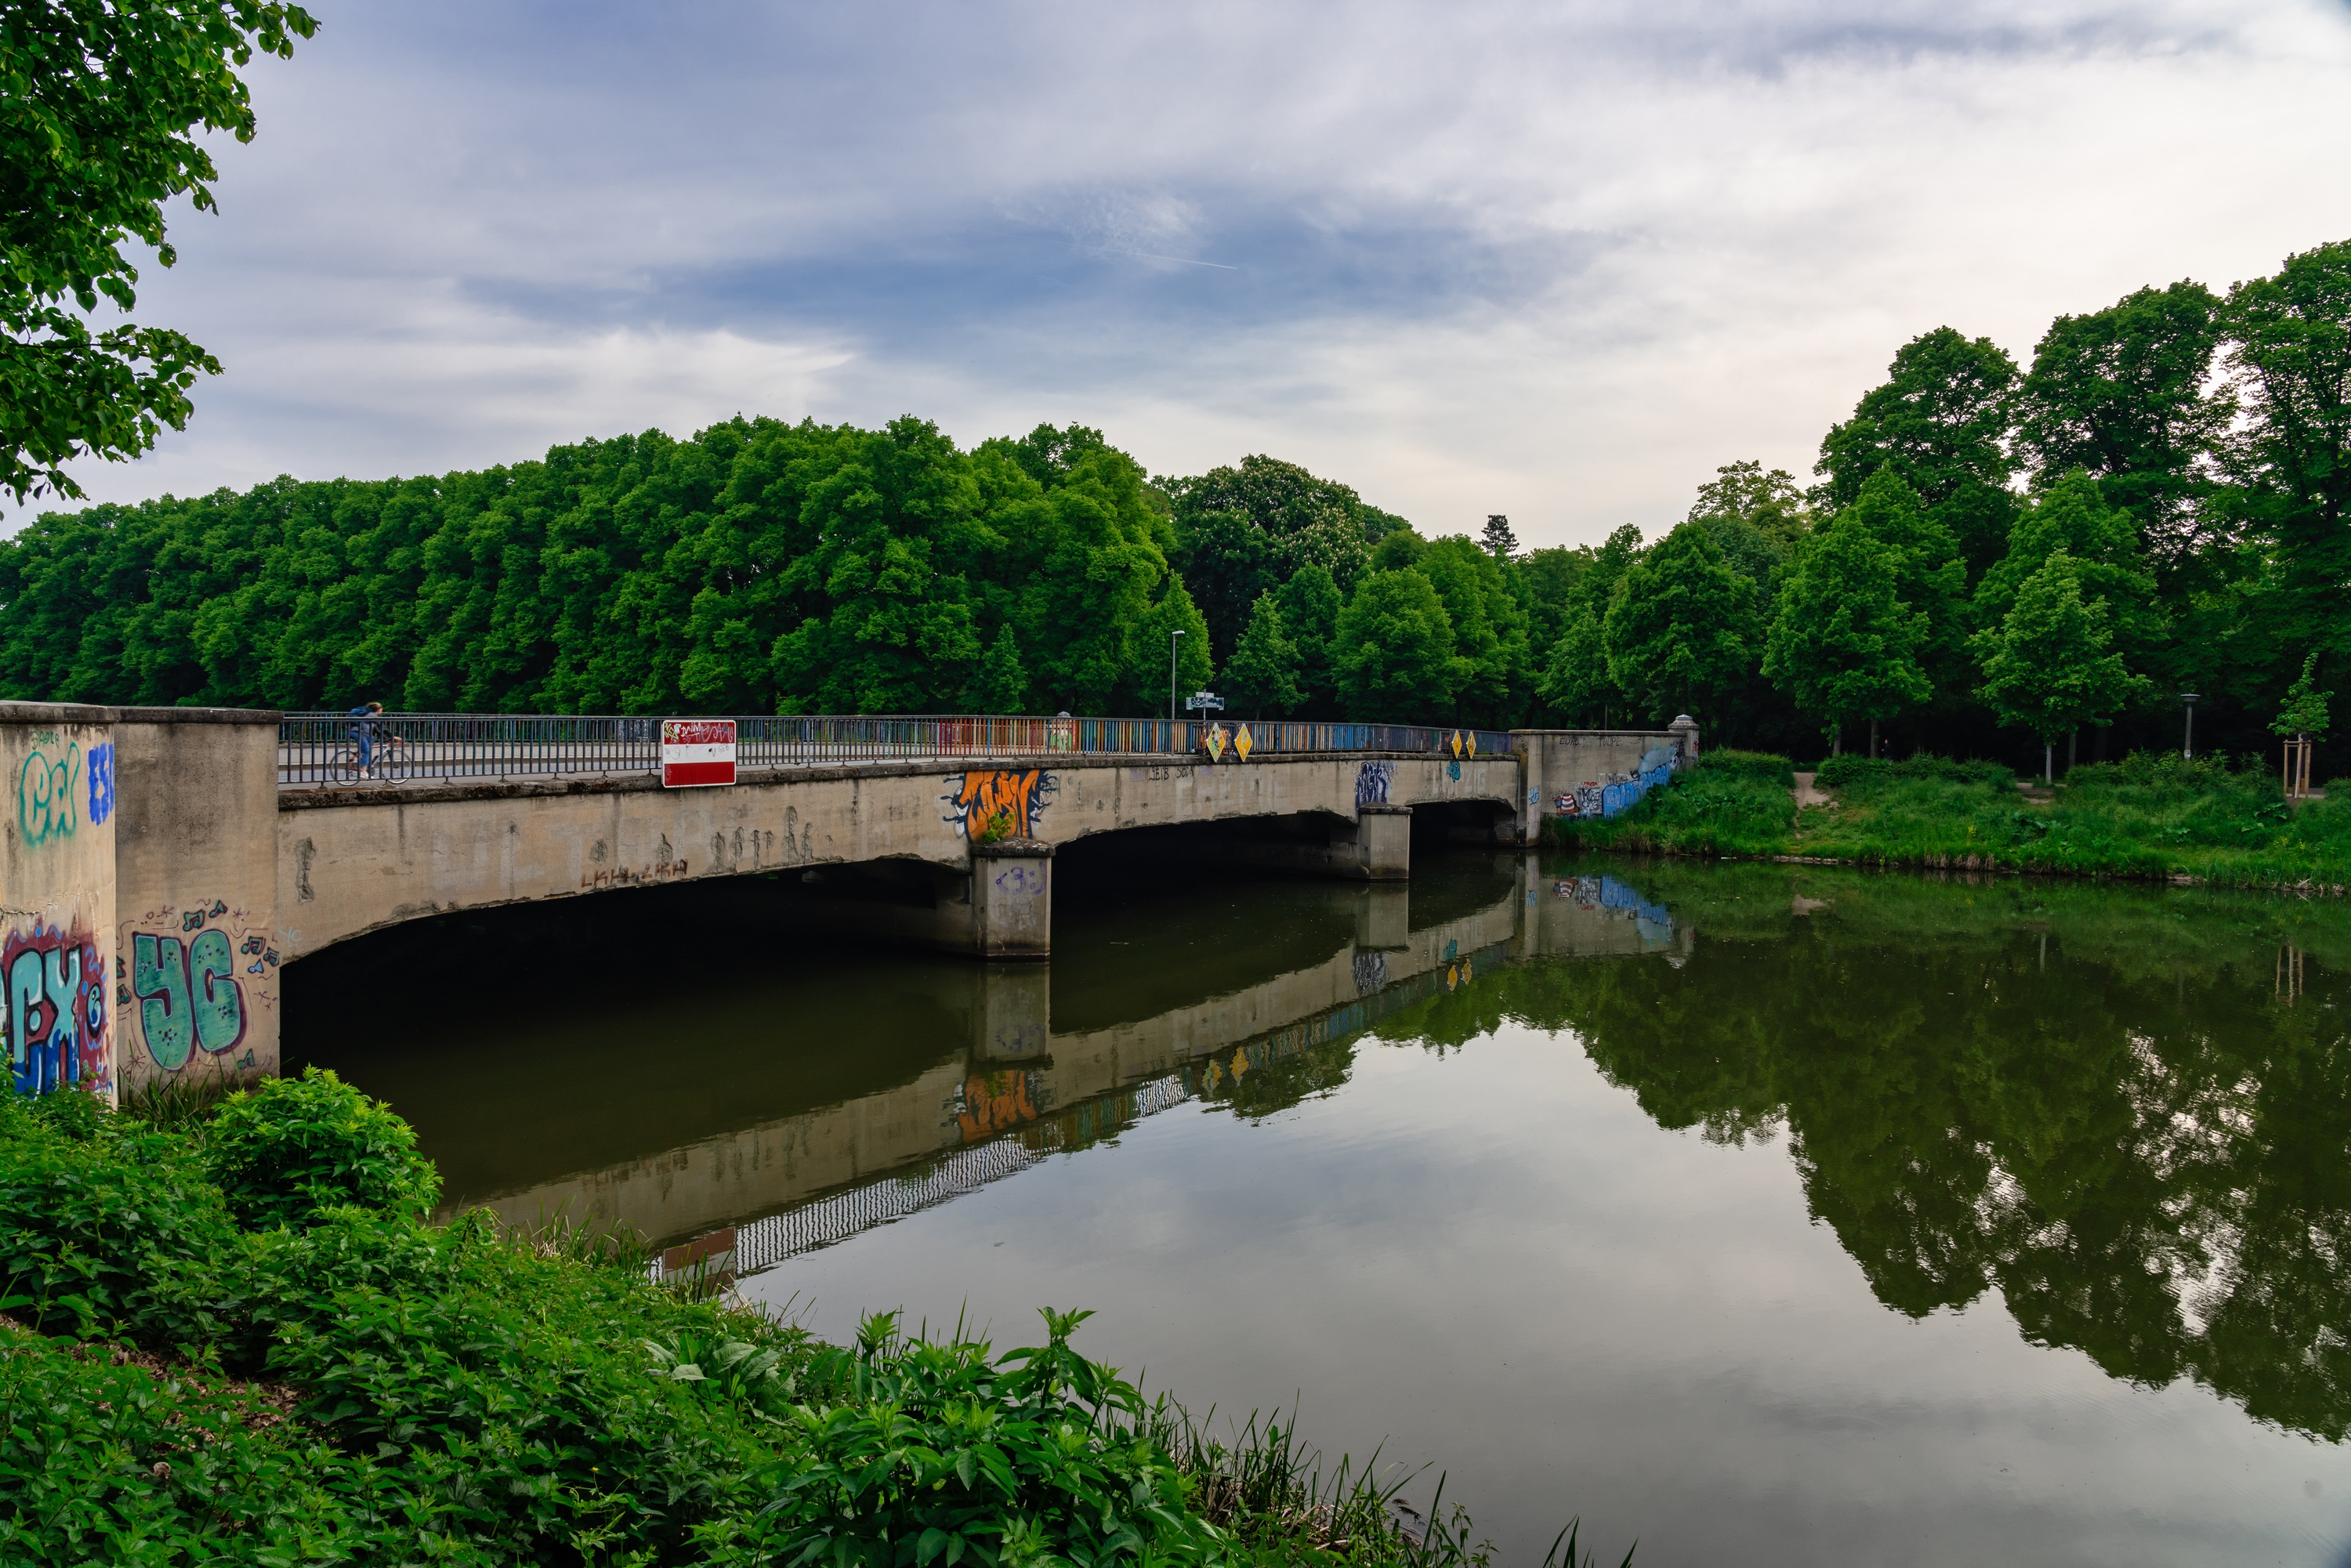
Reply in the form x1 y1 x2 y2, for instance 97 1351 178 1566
346 701 385 772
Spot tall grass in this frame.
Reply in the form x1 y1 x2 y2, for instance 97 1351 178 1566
1141 1399 1633 1567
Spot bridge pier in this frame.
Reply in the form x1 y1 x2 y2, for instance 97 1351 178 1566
969 838 1052 960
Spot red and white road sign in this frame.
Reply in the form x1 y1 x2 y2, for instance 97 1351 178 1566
661 719 737 788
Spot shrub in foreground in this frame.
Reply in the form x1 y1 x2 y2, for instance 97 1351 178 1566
205 1065 440 1229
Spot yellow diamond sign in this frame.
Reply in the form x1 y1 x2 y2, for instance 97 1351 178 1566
1450 730 1463 759
1233 723 1253 761
1465 731 1477 757
1205 723 1227 761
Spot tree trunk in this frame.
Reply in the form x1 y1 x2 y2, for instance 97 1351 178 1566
2067 730 2078 773
1869 718 1878 759
2043 742 2053 784
1831 724 1842 757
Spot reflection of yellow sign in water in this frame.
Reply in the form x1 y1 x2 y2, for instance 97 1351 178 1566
1205 724 1227 761
1233 723 1253 761
1450 730 1463 759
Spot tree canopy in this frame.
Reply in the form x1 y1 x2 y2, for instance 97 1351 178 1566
5 237 2347 772
2 0 317 503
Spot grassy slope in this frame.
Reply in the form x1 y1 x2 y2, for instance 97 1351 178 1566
1551 751 2351 890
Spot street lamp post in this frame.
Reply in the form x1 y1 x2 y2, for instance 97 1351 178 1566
1169 630 1184 730
2181 693 2200 760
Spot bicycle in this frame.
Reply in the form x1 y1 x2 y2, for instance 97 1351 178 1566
327 731 408 782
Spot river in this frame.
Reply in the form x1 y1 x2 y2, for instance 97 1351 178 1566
286 850 2351 1566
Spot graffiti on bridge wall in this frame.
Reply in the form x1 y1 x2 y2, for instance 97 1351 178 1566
1552 748 1681 820
5 923 108 1098
124 898 273 1077
944 770 1057 842
1355 761 1392 808
16 736 82 848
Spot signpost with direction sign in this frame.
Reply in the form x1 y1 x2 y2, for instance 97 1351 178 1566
661 719 737 788
1187 690 1224 714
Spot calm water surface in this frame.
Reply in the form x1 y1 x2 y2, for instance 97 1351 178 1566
289 854 2351 1567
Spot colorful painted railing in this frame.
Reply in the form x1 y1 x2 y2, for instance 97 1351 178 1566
277 712 1515 787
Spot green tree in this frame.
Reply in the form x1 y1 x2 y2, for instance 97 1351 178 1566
1332 568 1459 722
1275 563 1342 717
2013 281 2228 563
1480 513 1520 559
1534 604 1615 724
1687 459 1811 550
1972 472 2165 678
1223 592 1302 717
1166 454 1370 594
1169 505 1271 660
770 420 991 714
973 624 1028 714
1126 576 1211 717
1603 523 1759 724
3 0 317 503
1817 327 2022 575
1974 552 2148 777
1418 534 1528 725
2273 652 2331 741
1763 519 1930 753
2219 240 2351 673
1834 469 1969 715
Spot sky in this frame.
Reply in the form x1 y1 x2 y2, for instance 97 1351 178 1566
30 0 2351 549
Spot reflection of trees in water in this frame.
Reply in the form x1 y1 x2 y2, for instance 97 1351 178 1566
1494 868 2351 1442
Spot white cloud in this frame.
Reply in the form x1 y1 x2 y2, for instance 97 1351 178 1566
27 0 2351 545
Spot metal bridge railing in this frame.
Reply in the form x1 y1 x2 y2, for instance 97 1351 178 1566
278 712 1514 788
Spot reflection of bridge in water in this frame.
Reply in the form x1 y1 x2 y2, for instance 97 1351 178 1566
436 860 1689 1282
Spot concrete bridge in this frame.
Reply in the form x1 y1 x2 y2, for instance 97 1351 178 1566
1 701 1695 1103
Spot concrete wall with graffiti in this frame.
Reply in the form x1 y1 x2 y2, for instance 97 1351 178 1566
110 712 284 1096
2 702 284 1103
1516 728 1697 827
2 704 118 1101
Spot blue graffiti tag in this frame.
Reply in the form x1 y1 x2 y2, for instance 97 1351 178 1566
86 743 114 827
1354 761 1392 808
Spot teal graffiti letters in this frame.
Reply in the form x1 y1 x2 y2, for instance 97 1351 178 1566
188 928 245 1053
16 745 80 847
133 933 194 1070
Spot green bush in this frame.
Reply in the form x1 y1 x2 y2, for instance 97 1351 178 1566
1812 754 2016 791
707 1308 1220 1568
0 1091 234 1338
1693 749 1795 786
205 1066 440 1229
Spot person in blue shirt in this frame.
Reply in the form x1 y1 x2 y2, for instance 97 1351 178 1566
346 701 384 771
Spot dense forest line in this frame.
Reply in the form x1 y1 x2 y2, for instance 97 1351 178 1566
1 238 2344 771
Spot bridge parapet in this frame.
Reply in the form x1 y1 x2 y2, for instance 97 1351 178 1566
279 710 1516 789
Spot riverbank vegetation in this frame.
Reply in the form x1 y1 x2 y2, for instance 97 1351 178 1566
1552 749 2351 889
3 242 2346 785
0 1069 1612 1566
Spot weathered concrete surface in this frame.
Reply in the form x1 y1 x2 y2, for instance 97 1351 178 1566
2 703 119 1102
2 701 282 1103
276 751 1522 958
1516 725 1698 827
112 711 281 1095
